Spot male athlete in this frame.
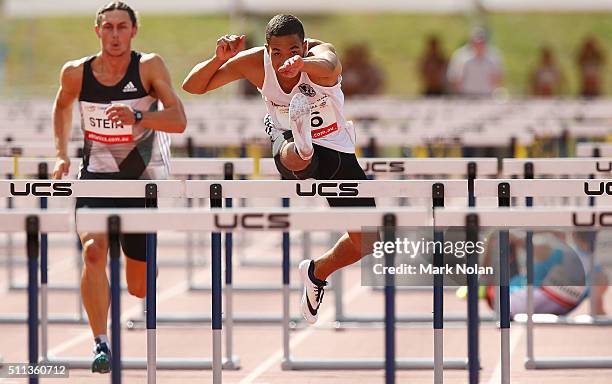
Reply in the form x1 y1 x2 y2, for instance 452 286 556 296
51 1 186 373
183 14 375 324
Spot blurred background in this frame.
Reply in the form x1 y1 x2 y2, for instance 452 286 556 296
1 0 612 98
0 0 611 161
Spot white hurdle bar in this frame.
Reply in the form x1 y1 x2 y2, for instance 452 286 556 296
259 157 499 177
0 157 256 178
502 158 612 177
75 207 433 384
474 179 612 371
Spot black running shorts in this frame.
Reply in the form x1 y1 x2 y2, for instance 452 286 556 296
272 130 376 208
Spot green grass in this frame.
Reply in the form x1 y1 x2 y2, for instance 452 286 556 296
3 12 612 97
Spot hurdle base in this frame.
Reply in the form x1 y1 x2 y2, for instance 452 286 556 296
282 357 468 370
335 313 496 323
10 282 129 292
45 356 241 370
127 313 304 326
189 283 303 293
514 314 612 326
0 314 87 325
525 357 612 369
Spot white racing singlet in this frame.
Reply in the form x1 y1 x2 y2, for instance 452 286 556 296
260 47 356 153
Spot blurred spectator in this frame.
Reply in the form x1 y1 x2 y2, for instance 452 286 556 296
341 43 384 97
418 35 448 96
576 36 605 98
447 27 503 97
237 36 260 97
529 46 563 97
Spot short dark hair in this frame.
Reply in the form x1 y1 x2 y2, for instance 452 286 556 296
96 1 138 27
265 14 304 42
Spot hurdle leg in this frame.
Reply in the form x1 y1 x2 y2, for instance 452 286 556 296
186 196 195 288
525 231 535 368
499 230 511 384
146 184 158 384
466 215 480 384
281 198 292 369
433 229 443 384
40 197 49 362
383 214 396 384
223 195 240 369
433 182 445 384
109 216 122 384
211 184 223 383
26 216 39 384
333 266 345 322
76 238 86 322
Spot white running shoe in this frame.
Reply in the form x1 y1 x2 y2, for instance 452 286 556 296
298 259 327 324
289 93 313 160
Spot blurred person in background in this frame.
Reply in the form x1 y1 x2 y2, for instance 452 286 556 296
576 36 606 98
340 43 384 97
418 35 448 96
447 27 503 97
529 45 564 97
237 35 260 97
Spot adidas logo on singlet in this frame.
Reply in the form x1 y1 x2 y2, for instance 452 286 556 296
122 81 137 93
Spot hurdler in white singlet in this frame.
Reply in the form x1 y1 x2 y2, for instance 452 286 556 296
260 47 356 154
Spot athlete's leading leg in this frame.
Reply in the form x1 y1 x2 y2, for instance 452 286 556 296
80 232 112 373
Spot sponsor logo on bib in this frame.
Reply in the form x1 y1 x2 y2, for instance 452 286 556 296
81 101 133 144
298 83 316 97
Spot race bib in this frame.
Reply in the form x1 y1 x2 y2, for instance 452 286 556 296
81 101 133 144
273 95 338 139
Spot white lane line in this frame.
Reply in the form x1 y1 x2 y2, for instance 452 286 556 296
47 268 209 357
239 281 365 384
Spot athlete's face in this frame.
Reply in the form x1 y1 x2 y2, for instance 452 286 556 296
95 10 137 57
266 34 307 74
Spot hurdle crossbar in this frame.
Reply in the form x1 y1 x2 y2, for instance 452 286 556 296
502 158 612 177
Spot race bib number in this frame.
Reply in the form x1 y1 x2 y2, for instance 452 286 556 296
273 95 338 139
81 101 133 144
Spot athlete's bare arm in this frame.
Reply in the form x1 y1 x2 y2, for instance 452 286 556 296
105 54 187 133
52 60 83 179
182 35 264 95
278 42 342 87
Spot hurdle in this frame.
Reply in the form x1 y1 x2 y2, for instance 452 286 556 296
500 159 612 319
260 157 499 324
0 157 258 327
0 158 87 325
73 206 433 384
0 211 72 384
435 205 612 383
0 179 242 372
474 178 612 369
181 179 473 372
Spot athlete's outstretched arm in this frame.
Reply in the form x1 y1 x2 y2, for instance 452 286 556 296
278 42 342 84
105 54 187 134
52 61 81 179
182 34 248 94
